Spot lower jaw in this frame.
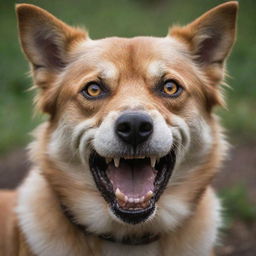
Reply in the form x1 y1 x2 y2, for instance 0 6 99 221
89 150 176 224
111 200 155 225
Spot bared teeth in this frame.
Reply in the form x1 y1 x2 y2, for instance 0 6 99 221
107 156 158 167
145 190 154 201
128 198 134 203
117 191 154 210
114 158 120 168
139 196 145 203
134 198 140 204
115 188 126 201
150 157 156 168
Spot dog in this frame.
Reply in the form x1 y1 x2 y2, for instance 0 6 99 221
0 1 238 255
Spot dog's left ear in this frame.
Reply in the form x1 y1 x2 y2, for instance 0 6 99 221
170 1 238 85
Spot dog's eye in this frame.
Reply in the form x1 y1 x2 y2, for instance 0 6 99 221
161 80 182 97
87 84 102 97
81 82 104 99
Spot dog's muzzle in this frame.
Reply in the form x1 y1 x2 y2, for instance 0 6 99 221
89 111 176 224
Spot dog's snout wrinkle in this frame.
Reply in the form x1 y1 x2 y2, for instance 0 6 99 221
115 112 153 148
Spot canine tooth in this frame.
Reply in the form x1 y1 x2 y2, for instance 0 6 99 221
124 196 128 203
115 188 125 201
150 157 156 168
145 190 153 201
115 188 121 197
114 158 120 168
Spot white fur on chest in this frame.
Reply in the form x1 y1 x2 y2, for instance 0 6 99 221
16 170 221 256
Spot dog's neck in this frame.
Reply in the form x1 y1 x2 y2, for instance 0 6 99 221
60 203 160 246
16 170 221 256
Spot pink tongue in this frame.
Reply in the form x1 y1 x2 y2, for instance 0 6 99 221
106 160 155 198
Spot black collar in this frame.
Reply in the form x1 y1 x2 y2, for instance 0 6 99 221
61 204 160 246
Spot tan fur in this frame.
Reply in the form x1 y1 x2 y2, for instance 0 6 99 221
0 2 238 255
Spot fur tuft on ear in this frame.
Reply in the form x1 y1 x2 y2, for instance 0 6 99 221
16 4 87 71
170 1 238 85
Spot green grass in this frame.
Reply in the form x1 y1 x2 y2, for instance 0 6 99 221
219 184 256 228
0 0 256 154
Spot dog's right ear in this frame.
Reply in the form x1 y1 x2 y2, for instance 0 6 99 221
16 4 87 114
16 4 87 73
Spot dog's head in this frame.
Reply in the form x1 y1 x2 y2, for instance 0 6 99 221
16 2 237 233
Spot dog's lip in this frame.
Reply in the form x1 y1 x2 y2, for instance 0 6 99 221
89 149 176 224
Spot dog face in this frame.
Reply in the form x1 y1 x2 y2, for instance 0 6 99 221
16 2 237 232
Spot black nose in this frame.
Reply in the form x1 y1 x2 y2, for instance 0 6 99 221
115 112 153 147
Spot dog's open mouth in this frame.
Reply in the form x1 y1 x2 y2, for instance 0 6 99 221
89 150 176 224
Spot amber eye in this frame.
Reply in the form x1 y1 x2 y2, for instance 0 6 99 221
162 80 182 97
86 83 102 97
81 82 106 99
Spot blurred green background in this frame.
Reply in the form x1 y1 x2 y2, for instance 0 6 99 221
0 0 256 154
0 1 256 253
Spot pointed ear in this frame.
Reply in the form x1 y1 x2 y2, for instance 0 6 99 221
16 4 87 71
170 1 238 84
16 4 88 114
